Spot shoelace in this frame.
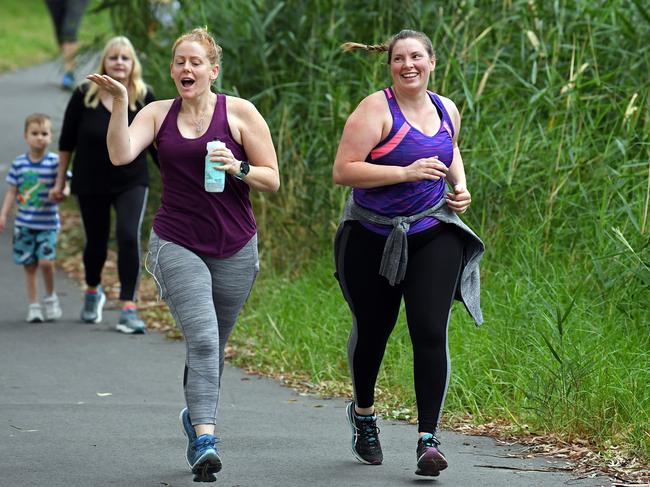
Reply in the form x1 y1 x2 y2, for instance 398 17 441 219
194 435 220 451
420 434 441 449
357 417 380 445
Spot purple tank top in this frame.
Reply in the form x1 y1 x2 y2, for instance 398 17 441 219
353 87 455 235
153 94 256 257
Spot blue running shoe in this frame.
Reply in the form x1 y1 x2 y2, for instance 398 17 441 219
80 288 106 323
189 434 221 482
115 308 146 334
346 402 383 465
415 433 448 476
179 408 197 468
62 71 75 90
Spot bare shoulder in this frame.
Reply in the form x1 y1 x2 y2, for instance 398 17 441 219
356 90 389 115
347 90 390 131
223 95 269 145
146 99 175 117
224 95 259 120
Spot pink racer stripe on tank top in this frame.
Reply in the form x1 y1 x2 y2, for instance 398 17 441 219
370 123 411 160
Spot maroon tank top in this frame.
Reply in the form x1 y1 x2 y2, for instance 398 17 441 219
153 94 256 257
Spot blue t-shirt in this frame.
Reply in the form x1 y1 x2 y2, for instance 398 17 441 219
5 152 60 231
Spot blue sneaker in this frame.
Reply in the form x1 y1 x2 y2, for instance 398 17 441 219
189 434 221 482
62 71 75 90
80 288 106 323
115 308 146 334
179 408 197 468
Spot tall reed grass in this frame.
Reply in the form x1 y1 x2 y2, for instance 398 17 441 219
101 0 649 458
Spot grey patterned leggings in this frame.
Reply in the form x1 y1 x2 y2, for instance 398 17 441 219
147 230 259 426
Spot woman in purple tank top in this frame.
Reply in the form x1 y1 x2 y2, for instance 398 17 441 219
88 27 279 482
333 30 480 478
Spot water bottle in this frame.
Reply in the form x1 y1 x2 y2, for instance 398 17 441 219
204 139 226 192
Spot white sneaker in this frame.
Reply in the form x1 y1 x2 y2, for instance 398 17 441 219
43 294 62 321
27 303 44 323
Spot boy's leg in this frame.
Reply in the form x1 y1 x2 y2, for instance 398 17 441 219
40 259 63 321
24 263 38 303
34 229 59 296
23 262 44 323
13 227 39 303
39 260 56 296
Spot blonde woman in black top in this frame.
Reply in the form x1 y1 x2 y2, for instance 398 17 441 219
50 36 156 333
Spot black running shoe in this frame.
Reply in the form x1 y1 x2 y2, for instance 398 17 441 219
415 433 448 476
346 402 383 465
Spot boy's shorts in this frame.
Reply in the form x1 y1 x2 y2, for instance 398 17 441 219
13 227 58 265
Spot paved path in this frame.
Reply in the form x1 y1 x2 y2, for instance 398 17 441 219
0 62 609 486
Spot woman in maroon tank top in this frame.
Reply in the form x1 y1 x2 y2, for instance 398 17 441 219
87 27 279 482
333 30 480 478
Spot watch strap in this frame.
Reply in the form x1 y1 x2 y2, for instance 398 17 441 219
235 160 250 180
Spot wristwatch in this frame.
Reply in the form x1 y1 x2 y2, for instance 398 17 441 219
235 160 250 180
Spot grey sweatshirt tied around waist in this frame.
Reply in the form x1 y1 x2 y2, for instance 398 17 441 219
338 196 485 326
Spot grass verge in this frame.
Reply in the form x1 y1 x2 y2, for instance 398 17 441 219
0 0 112 73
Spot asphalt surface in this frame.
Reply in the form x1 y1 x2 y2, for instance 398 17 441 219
0 61 610 486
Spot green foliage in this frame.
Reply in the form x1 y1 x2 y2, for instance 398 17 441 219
0 0 112 73
104 0 650 459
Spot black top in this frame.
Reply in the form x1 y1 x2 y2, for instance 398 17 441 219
59 83 156 195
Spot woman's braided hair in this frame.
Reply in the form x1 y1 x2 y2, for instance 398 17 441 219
341 30 435 64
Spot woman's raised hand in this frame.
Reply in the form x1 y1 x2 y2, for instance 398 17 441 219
86 74 128 99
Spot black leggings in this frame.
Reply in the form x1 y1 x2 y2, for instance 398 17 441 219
335 221 463 434
77 186 148 301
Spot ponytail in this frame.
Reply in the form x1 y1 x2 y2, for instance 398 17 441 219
340 42 388 53
342 30 435 64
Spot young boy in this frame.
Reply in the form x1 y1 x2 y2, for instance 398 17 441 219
0 113 65 322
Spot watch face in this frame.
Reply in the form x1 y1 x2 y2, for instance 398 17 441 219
240 161 250 176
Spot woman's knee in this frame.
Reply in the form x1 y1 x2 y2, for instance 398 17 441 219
187 334 219 358
116 232 138 253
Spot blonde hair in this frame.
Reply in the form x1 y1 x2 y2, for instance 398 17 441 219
342 30 436 64
85 36 148 111
172 27 222 66
24 113 51 133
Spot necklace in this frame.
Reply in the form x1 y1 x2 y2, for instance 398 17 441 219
183 96 215 135
192 111 206 135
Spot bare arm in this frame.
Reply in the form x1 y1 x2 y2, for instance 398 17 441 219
0 185 18 233
333 92 449 188
86 74 158 165
49 151 71 202
441 97 471 213
216 97 280 192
